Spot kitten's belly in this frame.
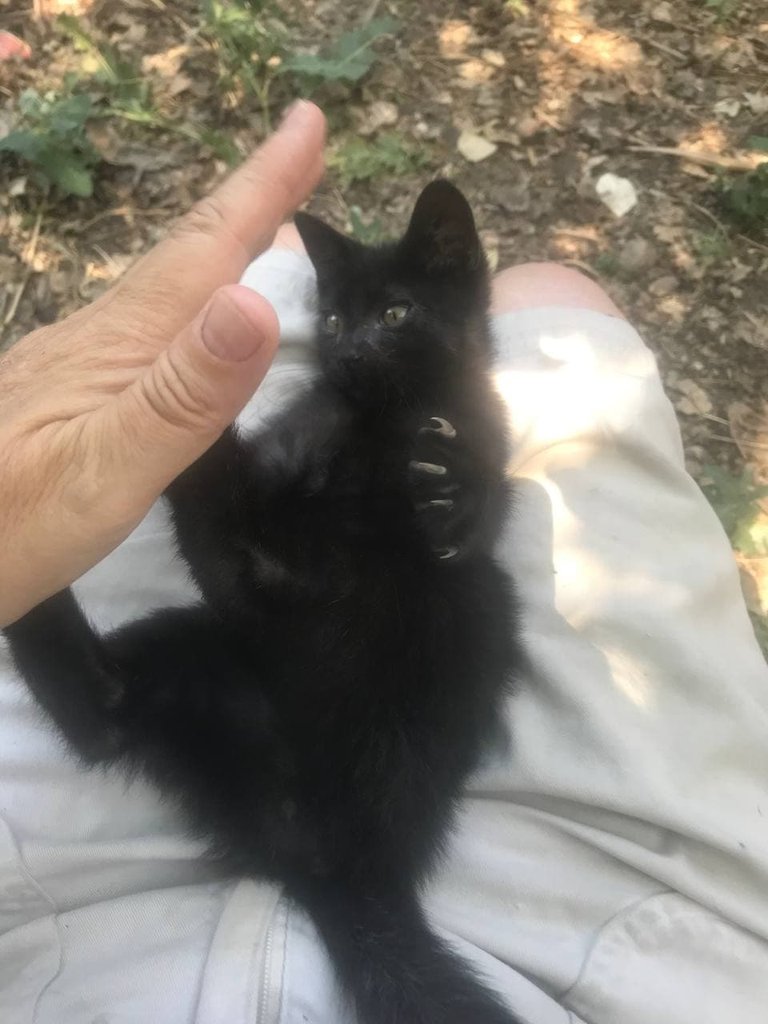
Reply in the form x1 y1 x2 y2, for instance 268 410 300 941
223 559 511 883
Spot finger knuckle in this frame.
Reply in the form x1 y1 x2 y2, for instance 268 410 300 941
173 194 231 243
141 348 215 433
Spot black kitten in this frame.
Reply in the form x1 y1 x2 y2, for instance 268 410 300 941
4 182 522 1024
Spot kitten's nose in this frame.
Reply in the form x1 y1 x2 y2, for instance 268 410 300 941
351 324 377 351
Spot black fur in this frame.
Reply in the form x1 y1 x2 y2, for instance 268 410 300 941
4 182 522 1023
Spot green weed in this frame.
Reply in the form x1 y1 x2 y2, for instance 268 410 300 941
0 88 99 197
692 228 731 264
348 205 386 244
750 612 768 658
61 14 242 166
704 0 739 20
594 252 620 278
284 17 399 89
201 3 398 127
701 464 768 558
329 133 428 189
200 0 285 122
717 165 768 234
58 13 153 122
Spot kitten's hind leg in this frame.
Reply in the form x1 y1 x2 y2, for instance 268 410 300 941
4 592 255 770
4 590 126 763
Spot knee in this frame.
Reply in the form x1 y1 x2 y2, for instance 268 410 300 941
491 262 624 319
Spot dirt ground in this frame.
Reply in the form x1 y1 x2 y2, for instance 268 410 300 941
1 0 767 651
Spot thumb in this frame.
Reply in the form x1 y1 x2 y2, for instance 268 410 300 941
103 284 279 501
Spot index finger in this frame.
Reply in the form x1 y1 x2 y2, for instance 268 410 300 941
107 101 326 343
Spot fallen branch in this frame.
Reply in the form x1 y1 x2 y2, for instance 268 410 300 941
629 145 768 173
3 203 45 329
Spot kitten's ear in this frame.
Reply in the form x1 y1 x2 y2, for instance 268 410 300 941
400 181 482 274
294 212 353 279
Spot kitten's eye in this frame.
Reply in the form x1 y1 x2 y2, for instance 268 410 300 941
323 312 341 335
381 304 410 327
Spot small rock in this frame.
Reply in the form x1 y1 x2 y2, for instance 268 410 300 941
651 1 674 22
481 49 505 68
649 274 678 297
516 115 539 139
457 130 497 163
595 173 639 218
495 183 531 213
356 99 399 136
618 238 656 274
745 92 768 116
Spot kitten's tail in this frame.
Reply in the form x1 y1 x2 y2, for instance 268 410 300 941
295 882 521 1024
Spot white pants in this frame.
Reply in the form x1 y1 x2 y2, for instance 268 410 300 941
1 250 766 1024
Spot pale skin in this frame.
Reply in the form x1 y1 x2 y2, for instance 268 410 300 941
0 98 622 628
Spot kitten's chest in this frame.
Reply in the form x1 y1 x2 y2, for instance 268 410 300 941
316 410 415 504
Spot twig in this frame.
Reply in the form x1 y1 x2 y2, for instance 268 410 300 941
706 433 768 452
629 145 768 172
362 0 384 23
3 203 45 328
738 234 768 255
58 205 169 234
552 228 600 244
642 37 687 61
685 199 727 232
561 258 600 278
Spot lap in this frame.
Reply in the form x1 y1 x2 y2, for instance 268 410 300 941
1 253 766 1024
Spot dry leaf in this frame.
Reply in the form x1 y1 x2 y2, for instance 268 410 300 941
481 49 505 68
355 100 399 136
32 0 92 16
459 59 494 84
457 131 497 162
438 19 473 60
142 44 189 77
675 379 712 416
168 73 193 97
714 98 741 117
737 554 768 616
728 401 768 487
681 162 714 179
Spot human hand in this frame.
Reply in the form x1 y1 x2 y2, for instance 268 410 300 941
0 101 326 627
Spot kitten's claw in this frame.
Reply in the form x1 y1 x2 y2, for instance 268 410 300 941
437 546 459 560
409 460 447 476
416 498 454 510
419 417 457 439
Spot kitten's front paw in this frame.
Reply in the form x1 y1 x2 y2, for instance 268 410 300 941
408 417 475 561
